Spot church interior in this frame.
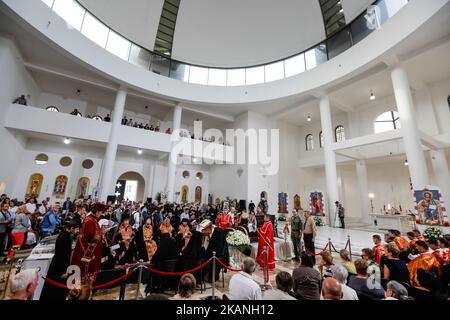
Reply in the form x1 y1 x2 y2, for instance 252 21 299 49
0 0 449 302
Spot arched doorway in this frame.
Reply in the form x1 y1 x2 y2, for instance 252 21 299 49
116 171 145 202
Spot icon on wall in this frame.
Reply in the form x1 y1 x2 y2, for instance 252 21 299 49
181 185 189 203
310 191 325 216
53 175 68 199
195 186 202 203
77 177 90 199
414 188 449 226
278 192 288 214
294 194 303 211
26 173 43 199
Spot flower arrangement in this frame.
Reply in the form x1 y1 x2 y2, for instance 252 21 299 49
226 229 250 247
313 216 326 227
423 226 443 240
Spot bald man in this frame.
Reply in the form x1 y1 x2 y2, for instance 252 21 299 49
321 277 342 300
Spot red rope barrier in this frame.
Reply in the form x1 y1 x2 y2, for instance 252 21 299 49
145 258 212 276
215 258 243 272
42 268 137 290
92 269 137 289
304 243 329 256
41 276 69 289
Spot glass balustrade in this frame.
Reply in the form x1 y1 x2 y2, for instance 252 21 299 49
41 0 408 87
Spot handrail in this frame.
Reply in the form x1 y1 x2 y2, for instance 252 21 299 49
41 0 408 86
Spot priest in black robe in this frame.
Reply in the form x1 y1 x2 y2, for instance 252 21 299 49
40 221 79 300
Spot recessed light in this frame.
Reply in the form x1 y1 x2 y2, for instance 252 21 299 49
63 137 71 144
404 159 408 166
137 149 143 155
307 114 312 122
370 90 376 100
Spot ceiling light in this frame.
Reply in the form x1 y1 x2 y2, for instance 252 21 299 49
137 149 143 155
404 159 409 166
192 157 198 163
369 193 375 199
63 137 71 145
370 90 376 101
307 114 312 122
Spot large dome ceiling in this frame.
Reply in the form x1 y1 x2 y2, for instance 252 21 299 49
78 0 373 67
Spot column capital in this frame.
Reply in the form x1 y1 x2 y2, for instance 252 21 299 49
118 84 128 92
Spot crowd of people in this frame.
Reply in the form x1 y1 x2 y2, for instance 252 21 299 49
1 193 449 300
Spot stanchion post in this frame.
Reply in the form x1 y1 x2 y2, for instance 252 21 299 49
135 260 143 300
328 238 332 255
347 236 352 259
212 251 216 300
263 245 268 289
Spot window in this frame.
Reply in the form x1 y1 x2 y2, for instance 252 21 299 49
52 0 85 31
335 125 345 142
319 131 324 148
208 69 227 86
35 153 49 165
189 66 208 85
92 115 103 121
46 106 59 112
106 31 131 60
305 134 314 151
227 69 246 86
82 159 94 169
284 53 305 77
374 111 401 133
59 156 72 167
80 12 109 47
264 61 285 82
76 112 82 117
245 66 265 85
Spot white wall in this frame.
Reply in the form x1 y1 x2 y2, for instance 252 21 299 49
77 0 164 52
0 37 41 195
173 0 325 67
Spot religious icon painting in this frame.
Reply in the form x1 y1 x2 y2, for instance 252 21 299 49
414 188 449 226
195 186 202 203
77 177 90 199
53 175 68 199
181 185 189 203
310 191 325 216
26 173 43 199
278 192 288 213
294 194 302 210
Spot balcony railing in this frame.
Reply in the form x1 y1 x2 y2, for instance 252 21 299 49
40 0 408 87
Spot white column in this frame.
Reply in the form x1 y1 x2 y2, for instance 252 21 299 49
430 149 450 209
319 96 340 227
391 65 429 189
166 104 182 202
99 86 127 202
356 159 370 224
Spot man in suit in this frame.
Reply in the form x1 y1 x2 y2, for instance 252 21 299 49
63 197 73 213
303 210 317 264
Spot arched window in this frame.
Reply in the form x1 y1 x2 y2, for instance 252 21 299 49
46 106 59 112
305 134 314 151
319 131 324 148
374 111 401 133
92 115 103 121
335 125 345 142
